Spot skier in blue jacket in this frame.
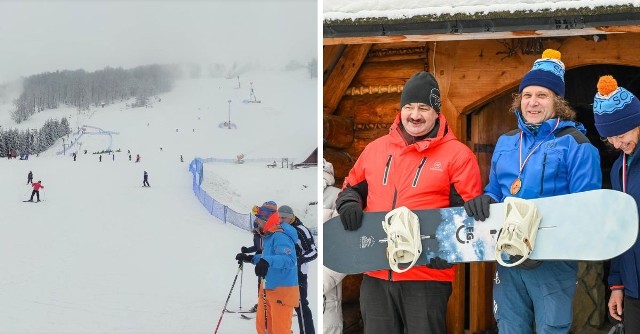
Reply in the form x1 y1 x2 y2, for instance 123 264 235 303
592 75 640 334
236 206 299 334
464 49 602 334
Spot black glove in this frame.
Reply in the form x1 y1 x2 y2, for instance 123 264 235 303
255 258 269 277
463 195 496 221
235 253 253 264
338 201 363 231
426 256 453 269
240 246 252 254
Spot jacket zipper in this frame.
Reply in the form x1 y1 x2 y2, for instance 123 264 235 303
540 152 547 195
412 157 427 187
382 155 392 185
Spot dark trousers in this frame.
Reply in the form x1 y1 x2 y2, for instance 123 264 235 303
360 275 451 334
295 272 315 334
29 190 40 201
623 295 640 334
143 179 150 187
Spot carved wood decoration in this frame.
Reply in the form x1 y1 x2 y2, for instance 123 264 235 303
345 84 403 96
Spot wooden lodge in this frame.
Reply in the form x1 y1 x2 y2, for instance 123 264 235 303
323 5 640 334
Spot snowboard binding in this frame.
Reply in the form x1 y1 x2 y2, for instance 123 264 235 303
495 197 542 267
382 207 422 273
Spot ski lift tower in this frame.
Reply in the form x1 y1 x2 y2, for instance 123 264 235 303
243 82 261 103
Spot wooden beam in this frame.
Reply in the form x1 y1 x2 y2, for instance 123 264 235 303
323 147 355 184
323 28 630 46
323 114 354 149
323 44 372 115
323 45 346 85
469 263 497 332
447 264 466 334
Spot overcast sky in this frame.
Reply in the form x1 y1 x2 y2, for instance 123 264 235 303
0 0 317 83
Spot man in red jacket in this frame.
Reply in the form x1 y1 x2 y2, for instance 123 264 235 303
335 71 482 334
28 180 44 202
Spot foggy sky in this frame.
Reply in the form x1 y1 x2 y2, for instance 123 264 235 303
0 0 317 83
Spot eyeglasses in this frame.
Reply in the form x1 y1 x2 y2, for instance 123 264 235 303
600 134 626 144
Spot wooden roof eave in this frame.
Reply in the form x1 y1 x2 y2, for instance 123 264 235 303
323 10 640 45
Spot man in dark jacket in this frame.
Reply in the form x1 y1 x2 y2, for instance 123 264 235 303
143 171 150 187
27 171 33 185
279 205 317 334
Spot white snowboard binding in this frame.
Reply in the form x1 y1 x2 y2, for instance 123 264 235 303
495 197 542 267
382 206 422 273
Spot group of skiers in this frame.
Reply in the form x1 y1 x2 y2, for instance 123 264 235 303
236 201 317 334
22 169 150 202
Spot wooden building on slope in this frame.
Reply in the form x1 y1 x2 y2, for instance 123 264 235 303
323 2 640 333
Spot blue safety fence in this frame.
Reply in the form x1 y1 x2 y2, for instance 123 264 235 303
188 157 318 235
189 158 256 231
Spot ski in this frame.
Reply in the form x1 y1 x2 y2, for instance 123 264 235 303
224 308 256 314
240 314 255 320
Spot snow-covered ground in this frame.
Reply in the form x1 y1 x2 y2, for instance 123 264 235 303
0 69 318 333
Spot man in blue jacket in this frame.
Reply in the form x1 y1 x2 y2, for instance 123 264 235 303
464 49 602 334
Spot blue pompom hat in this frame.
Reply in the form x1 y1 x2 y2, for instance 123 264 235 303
519 49 566 97
593 75 640 137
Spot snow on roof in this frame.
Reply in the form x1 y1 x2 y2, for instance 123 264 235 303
324 0 640 22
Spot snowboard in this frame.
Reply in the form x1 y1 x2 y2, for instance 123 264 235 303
324 189 639 274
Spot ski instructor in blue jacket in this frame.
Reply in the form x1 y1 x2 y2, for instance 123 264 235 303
592 75 640 333
464 49 601 334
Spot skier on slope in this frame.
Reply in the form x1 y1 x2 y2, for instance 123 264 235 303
143 171 150 187
28 180 44 202
27 171 33 185
278 205 317 334
236 202 299 334
239 201 277 313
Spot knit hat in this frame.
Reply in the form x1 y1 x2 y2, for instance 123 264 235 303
254 200 277 221
519 49 566 97
400 71 441 113
278 205 295 222
593 75 640 137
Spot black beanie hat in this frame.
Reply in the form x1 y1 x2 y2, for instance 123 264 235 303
400 71 441 113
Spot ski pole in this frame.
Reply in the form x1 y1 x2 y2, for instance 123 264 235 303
262 278 268 334
239 262 243 310
298 295 306 334
213 262 243 334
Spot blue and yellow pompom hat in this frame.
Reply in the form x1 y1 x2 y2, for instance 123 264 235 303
253 201 277 221
593 75 640 138
519 49 566 97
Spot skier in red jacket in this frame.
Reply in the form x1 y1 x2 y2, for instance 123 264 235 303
28 180 44 202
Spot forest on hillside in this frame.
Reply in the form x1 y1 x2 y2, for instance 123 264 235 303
11 64 177 124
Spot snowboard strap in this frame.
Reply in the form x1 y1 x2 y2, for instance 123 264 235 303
495 197 542 267
382 207 422 273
